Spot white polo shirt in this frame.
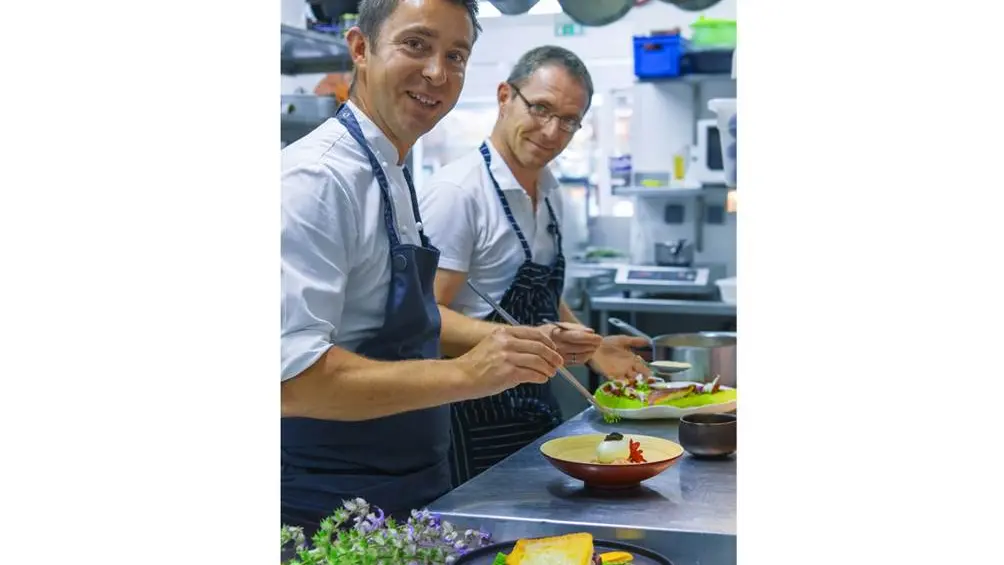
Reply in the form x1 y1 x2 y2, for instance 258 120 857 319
417 139 564 320
280 101 424 381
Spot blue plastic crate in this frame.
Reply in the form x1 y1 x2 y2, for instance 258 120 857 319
633 34 689 79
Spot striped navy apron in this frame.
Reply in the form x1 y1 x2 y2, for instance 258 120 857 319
448 141 566 487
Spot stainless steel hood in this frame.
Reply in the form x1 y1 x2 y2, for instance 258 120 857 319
280 24 353 76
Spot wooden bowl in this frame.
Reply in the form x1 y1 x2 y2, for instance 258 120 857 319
540 434 684 490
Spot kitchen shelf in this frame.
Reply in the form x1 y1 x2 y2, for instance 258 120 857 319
612 184 729 198
636 72 733 85
611 184 732 254
281 24 353 75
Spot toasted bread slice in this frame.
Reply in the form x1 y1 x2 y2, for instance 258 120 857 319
506 533 595 565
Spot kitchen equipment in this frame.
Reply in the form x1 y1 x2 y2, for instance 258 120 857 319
488 0 539 15
682 48 735 74
715 276 736 304
612 263 725 297
654 239 695 267
659 0 724 10
559 0 634 27
281 89 338 119
689 16 737 49
690 118 726 185
607 318 737 388
563 266 616 320
466 280 619 419
539 433 684 490
632 32 688 80
456 538 674 565
679 413 736 458
708 97 737 188
307 0 360 25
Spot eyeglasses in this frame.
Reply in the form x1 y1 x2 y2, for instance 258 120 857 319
508 83 583 134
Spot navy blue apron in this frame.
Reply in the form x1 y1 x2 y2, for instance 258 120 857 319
281 105 449 535
448 141 566 487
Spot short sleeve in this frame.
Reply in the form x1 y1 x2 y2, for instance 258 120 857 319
280 163 358 381
417 179 479 273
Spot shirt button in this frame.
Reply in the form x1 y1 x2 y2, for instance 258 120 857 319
415 221 423 231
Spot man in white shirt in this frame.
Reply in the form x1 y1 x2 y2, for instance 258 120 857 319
418 46 652 485
280 0 565 533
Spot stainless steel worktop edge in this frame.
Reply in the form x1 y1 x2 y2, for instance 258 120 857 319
428 408 737 565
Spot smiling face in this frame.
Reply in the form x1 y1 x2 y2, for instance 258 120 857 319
495 64 589 170
347 0 476 157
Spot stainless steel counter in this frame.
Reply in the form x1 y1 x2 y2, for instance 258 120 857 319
592 296 737 318
428 409 737 565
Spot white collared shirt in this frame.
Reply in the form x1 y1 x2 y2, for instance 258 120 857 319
280 101 424 381
417 139 564 320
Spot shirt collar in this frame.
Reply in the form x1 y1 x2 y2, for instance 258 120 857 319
345 100 403 168
484 138 558 196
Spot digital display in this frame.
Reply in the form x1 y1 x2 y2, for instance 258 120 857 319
627 269 698 282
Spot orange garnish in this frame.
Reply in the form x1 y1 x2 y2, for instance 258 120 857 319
628 439 646 463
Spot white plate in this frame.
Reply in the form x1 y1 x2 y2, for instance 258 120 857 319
601 382 737 420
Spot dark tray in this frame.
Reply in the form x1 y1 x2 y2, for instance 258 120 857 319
456 538 673 565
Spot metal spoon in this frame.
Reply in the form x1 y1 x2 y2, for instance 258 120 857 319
649 360 693 374
466 281 619 419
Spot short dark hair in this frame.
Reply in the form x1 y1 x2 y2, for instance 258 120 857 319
357 0 482 43
507 45 594 113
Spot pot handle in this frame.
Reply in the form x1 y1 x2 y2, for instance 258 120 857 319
607 317 654 341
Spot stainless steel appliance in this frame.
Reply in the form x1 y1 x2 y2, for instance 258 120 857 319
612 263 725 297
281 92 337 119
563 266 616 313
690 118 726 185
281 90 338 144
654 239 695 267
609 318 737 388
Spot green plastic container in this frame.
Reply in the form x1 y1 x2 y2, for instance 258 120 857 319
690 16 736 49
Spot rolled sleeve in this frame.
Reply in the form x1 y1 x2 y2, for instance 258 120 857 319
417 180 478 273
281 164 357 381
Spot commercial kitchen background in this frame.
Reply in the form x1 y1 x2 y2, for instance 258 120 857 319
282 0 739 419
7 1 1002 564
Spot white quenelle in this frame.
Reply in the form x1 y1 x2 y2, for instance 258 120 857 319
595 432 632 464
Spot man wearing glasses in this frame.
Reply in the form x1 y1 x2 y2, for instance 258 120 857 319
416 45 651 486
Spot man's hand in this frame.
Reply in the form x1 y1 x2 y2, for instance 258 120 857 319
588 335 652 381
540 322 604 366
456 326 565 398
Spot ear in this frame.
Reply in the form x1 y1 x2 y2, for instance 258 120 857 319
496 81 510 115
346 27 368 72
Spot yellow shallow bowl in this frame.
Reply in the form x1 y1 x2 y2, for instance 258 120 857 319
540 434 684 490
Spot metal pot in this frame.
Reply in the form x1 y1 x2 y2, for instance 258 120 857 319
608 317 737 388
558 0 634 27
659 0 724 10
488 0 540 15
654 239 694 266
